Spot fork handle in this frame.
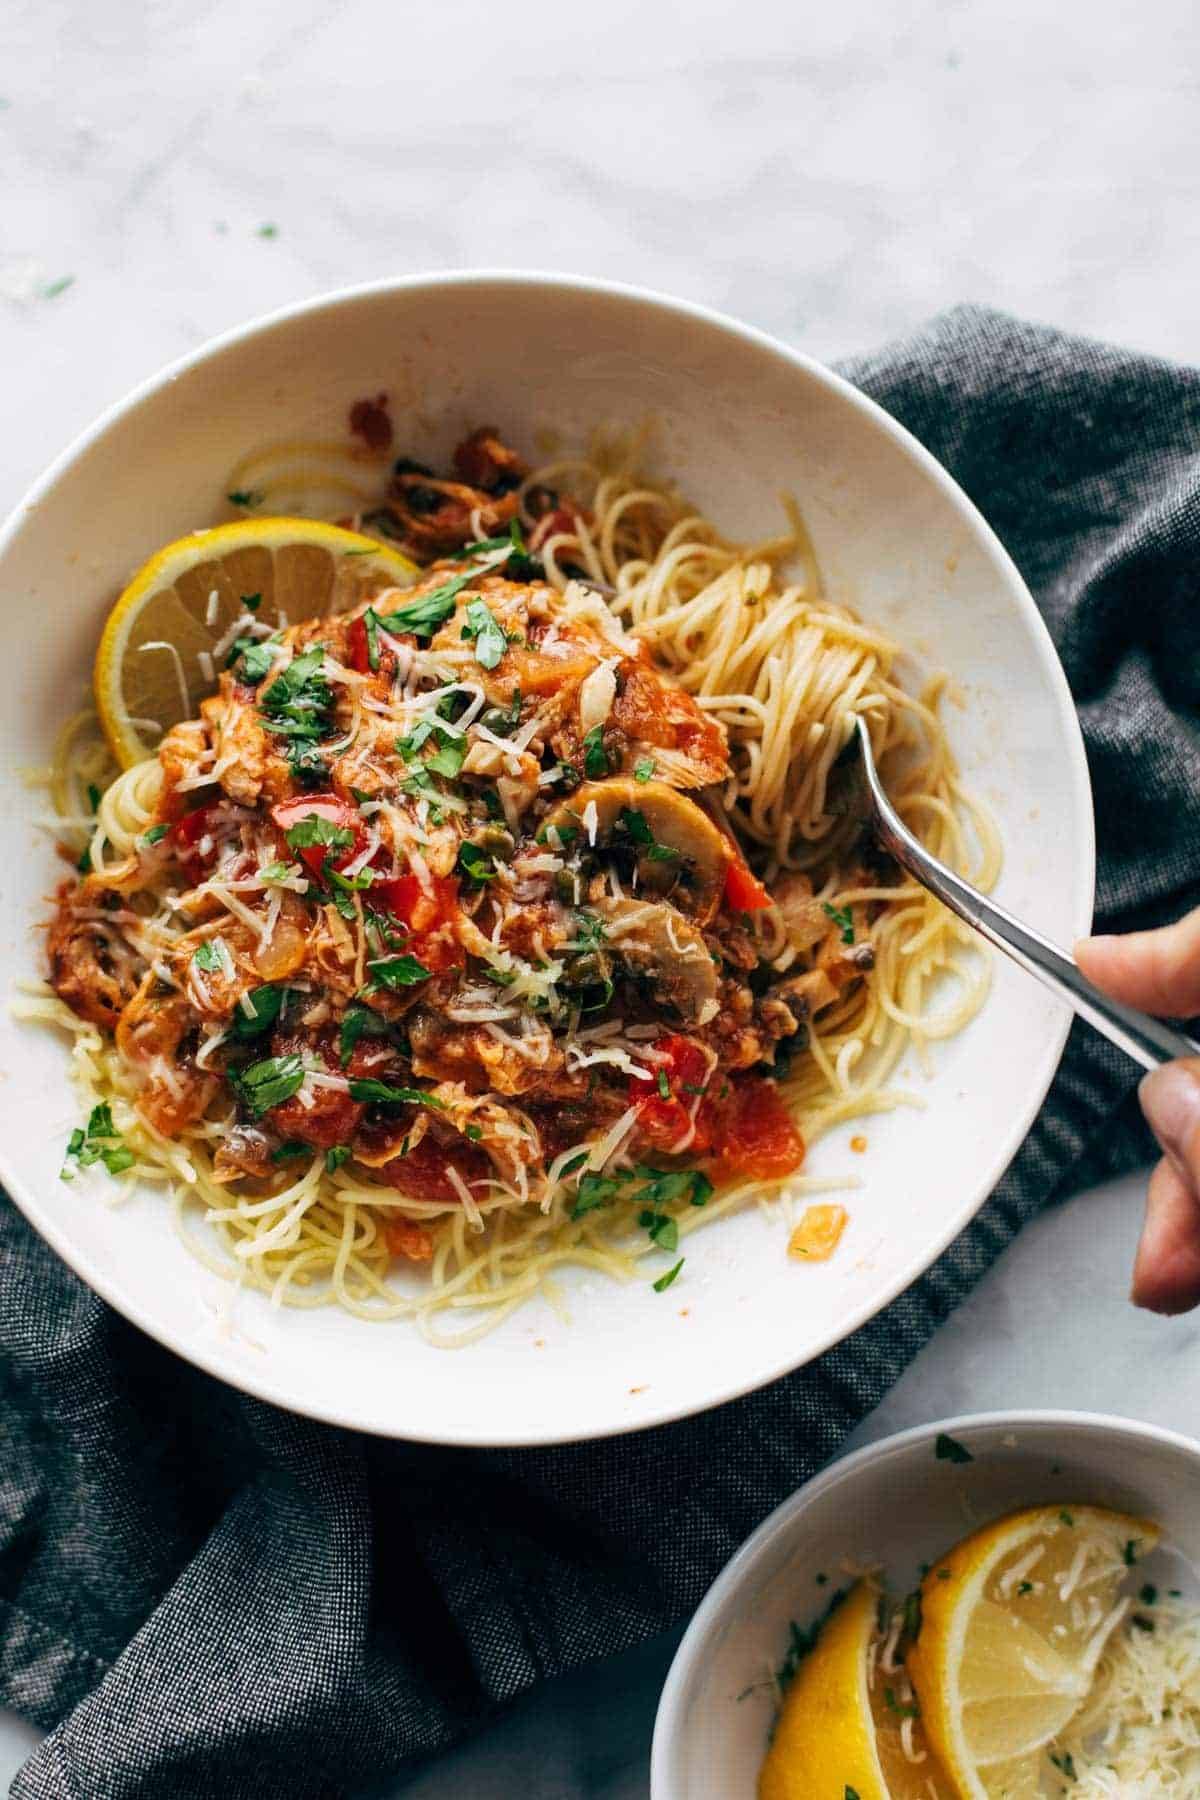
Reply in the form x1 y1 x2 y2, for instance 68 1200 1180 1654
857 730 1200 1073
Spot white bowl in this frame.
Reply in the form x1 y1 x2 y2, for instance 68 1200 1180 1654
651 1409 1200 1799
0 273 1092 1445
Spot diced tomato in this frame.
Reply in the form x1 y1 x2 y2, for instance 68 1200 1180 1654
528 505 583 550
630 1034 715 1153
169 803 222 877
370 872 461 973
270 793 365 879
709 1078 804 1181
346 615 371 674
723 857 773 914
380 1134 491 1205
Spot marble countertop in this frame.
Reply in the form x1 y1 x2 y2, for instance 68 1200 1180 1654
4 0 1200 1790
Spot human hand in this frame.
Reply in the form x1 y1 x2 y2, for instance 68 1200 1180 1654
1077 909 1200 1314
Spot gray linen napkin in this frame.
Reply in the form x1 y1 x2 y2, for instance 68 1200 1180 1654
6 304 1198 1799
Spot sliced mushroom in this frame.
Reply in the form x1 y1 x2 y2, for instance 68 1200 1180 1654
542 778 730 924
595 897 719 1025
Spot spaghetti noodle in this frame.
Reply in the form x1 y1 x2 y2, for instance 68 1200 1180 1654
23 422 998 1344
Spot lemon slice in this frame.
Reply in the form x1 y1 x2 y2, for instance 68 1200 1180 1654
759 1582 955 1800
94 517 418 767
905 1504 1158 1798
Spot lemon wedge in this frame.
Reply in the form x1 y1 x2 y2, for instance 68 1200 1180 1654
905 1504 1158 1799
94 517 418 768
759 1582 955 1800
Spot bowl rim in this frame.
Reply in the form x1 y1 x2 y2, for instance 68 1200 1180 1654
650 1406 1200 1797
0 270 1096 1445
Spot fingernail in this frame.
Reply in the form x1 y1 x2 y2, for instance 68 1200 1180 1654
1140 1064 1200 1160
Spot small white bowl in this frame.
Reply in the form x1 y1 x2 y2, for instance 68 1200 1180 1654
0 273 1093 1444
651 1410 1200 1799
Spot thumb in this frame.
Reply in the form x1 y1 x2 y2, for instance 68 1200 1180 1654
1076 906 1200 1017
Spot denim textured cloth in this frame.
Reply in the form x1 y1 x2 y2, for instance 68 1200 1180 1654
6 304 1198 1798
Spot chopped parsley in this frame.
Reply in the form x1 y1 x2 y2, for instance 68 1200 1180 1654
582 725 609 779
284 815 354 854
141 823 169 846
192 938 226 973
822 901 855 946
226 489 264 509
639 1209 679 1252
230 1054 305 1117
633 1166 711 1208
1059 1509 1075 1528
61 1103 135 1181
883 1686 919 1720
460 599 508 669
618 806 653 845
367 953 432 990
362 607 382 671
258 861 295 884
465 1124 483 1142
902 1590 922 1640
1049 1751 1078 1779
346 1078 445 1109
271 1141 310 1162
260 645 332 742
397 720 434 760
656 1068 671 1099
87 783 101 812
241 592 262 612
1123 1538 1143 1566
633 757 656 782
570 1170 625 1218
227 638 275 683
324 1145 352 1173
573 911 607 950
457 841 497 884
229 985 286 1040
934 1432 973 1464
423 728 467 779
382 571 476 640
653 1257 684 1292
339 1002 390 1066
1140 1582 1158 1606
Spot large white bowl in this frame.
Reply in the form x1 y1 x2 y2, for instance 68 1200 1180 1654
652 1410 1200 1799
0 273 1092 1445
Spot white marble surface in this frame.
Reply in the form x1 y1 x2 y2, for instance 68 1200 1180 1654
5 0 1200 1791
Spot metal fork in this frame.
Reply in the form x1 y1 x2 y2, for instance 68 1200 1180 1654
853 716 1200 1072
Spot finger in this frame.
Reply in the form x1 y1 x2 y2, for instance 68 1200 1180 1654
1076 907 1200 1016
1131 1157 1200 1314
1139 1060 1200 1169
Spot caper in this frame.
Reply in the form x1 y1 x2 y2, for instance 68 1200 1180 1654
570 950 611 987
480 705 518 737
473 825 515 861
